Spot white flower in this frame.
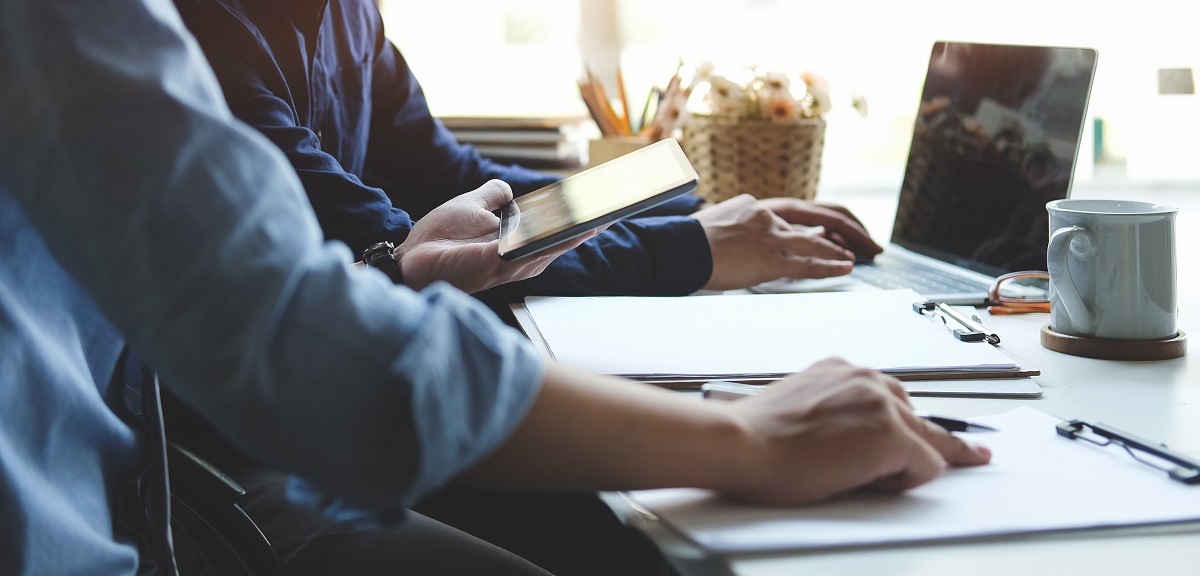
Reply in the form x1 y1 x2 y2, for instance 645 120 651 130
687 64 855 122
760 94 797 124
801 71 832 117
851 93 869 118
756 70 791 94
691 61 717 85
706 76 748 118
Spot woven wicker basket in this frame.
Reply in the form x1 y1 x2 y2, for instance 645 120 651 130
681 116 826 203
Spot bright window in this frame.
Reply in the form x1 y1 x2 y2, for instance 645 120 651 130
380 0 1200 183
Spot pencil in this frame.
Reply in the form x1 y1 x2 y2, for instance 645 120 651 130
616 69 632 135
636 86 660 137
578 77 621 136
587 68 632 136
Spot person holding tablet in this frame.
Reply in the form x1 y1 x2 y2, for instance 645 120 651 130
161 0 887 574
171 0 882 304
171 0 883 571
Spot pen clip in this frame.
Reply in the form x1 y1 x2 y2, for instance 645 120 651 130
1056 420 1200 485
914 300 987 342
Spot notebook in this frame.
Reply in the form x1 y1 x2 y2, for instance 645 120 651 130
758 41 1098 305
516 289 1039 389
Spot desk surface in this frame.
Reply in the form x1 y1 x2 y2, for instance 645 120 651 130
615 180 1200 576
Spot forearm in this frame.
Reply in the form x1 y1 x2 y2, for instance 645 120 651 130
461 359 994 505
457 363 754 493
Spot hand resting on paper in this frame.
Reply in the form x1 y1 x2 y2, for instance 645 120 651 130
716 358 992 504
393 180 599 294
457 357 991 507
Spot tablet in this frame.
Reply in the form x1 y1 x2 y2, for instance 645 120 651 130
497 138 699 260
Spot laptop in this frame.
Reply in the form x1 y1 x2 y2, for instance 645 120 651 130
758 41 1098 305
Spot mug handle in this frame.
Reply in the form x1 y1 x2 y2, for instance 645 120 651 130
1047 225 1096 335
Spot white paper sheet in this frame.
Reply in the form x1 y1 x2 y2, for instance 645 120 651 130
523 289 1019 378
625 407 1200 553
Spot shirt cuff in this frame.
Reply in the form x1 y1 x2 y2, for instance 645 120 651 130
618 215 712 294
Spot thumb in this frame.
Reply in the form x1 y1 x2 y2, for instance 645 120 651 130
468 179 515 211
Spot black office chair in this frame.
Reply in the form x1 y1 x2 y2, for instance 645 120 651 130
168 441 285 576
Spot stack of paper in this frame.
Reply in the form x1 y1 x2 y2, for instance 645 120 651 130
520 289 1033 384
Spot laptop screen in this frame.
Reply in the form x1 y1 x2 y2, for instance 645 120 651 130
890 41 1098 277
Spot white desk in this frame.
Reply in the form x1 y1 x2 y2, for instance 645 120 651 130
613 180 1200 576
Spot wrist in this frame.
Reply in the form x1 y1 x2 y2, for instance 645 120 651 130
678 404 764 494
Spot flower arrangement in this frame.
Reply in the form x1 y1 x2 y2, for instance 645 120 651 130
679 63 865 203
688 63 865 123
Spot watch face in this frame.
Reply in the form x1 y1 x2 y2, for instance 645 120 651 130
364 242 393 260
363 242 401 282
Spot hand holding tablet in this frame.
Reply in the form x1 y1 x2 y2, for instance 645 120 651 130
497 138 699 260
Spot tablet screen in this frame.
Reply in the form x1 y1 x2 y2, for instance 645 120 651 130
498 139 697 259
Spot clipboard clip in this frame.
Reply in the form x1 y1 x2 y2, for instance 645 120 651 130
1056 420 1200 485
913 300 1000 345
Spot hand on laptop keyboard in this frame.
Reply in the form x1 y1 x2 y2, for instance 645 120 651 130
694 195 859 290
755 196 884 259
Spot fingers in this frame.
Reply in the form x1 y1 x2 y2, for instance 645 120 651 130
872 407 993 493
899 410 993 467
727 357 994 504
779 227 854 260
878 373 912 409
469 179 515 211
764 197 882 256
812 201 866 228
802 209 881 256
489 229 603 288
768 231 856 279
778 258 853 280
867 433 946 493
520 229 600 264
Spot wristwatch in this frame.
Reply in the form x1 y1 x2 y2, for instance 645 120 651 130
361 241 403 284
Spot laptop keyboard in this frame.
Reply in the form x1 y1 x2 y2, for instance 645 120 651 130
851 254 991 295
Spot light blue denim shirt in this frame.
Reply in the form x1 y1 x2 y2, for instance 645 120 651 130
0 0 543 574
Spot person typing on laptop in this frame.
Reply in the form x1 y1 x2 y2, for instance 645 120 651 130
169 0 882 304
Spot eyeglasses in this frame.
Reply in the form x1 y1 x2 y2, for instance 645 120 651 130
1056 420 1200 485
987 270 1050 315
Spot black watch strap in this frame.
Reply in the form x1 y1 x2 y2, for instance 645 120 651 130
362 241 403 284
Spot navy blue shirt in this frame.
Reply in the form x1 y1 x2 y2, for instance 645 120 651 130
174 0 712 299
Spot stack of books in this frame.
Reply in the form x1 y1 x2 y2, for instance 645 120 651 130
439 115 595 167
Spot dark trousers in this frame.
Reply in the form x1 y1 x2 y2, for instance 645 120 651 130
163 391 675 576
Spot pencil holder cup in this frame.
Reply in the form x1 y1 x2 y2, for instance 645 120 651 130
681 116 825 203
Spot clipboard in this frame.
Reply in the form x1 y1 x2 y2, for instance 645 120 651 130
509 289 1041 397
622 407 1200 555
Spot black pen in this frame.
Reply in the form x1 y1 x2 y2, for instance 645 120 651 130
913 411 998 433
701 382 998 433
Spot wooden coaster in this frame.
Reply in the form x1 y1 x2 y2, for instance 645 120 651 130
1041 324 1187 361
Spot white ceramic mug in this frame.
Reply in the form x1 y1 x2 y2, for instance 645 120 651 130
1046 199 1178 340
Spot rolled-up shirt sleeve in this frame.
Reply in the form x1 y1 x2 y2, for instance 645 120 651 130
0 0 539 512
